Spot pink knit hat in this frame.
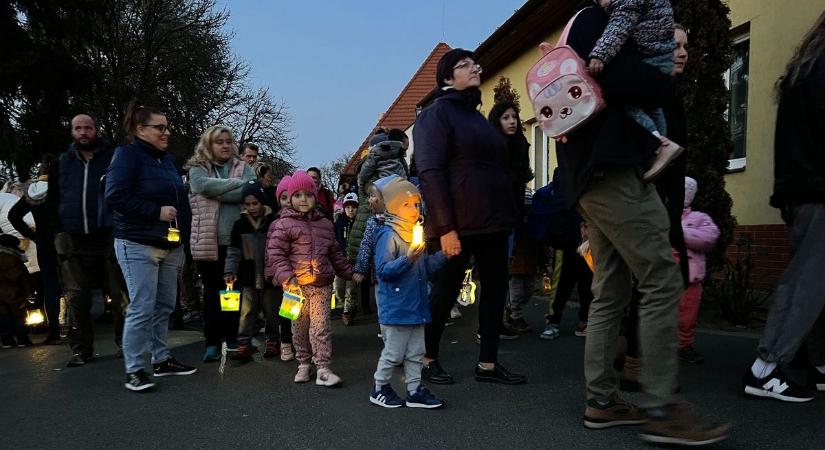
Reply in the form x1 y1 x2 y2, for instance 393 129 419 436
287 171 317 199
276 175 292 200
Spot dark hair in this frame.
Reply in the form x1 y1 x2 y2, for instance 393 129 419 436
38 153 57 177
242 143 259 153
776 10 825 100
123 100 164 142
436 48 475 88
307 167 321 176
487 101 523 135
674 23 687 33
387 128 407 142
256 163 271 178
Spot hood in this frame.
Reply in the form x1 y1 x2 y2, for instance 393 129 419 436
26 180 49 204
370 141 404 160
684 177 698 208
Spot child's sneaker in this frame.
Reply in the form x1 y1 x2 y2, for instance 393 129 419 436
316 368 342 387
342 311 353 326
575 322 587 337
202 345 221 362
280 343 295 362
369 384 404 408
294 364 312 383
643 137 684 181
232 344 253 363
405 386 444 409
263 340 280 359
540 323 560 340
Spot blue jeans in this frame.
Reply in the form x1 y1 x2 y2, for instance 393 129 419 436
626 52 674 136
115 239 184 374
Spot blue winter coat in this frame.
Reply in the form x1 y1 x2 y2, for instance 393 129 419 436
373 225 446 325
105 138 191 248
54 143 116 234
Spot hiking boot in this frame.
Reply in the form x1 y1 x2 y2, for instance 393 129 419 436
294 364 312 383
583 397 647 429
474 363 526 385
263 340 280 358
643 137 684 181
406 386 444 409
509 317 532 333
678 345 705 364
316 368 342 387
153 357 197 376
124 369 155 392
280 343 295 361
342 311 353 326
638 403 729 446
370 384 404 408
422 360 454 385
540 323 560 340
743 366 814 402
620 356 642 392
575 322 587 337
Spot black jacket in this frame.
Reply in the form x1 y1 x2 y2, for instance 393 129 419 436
224 212 275 289
555 6 674 208
53 143 116 234
414 88 516 239
334 214 354 253
771 54 825 209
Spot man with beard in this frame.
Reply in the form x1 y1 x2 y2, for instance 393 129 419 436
53 114 129 367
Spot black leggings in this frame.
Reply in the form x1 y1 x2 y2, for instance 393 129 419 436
425 232 509 363
548 247 594 324
197 246 240 347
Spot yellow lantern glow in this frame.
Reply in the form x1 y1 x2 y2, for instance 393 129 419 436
412 223 424 247
25 309 45 326
457 268 477 306
167 227 180 243
280 287 304 320
219 282 240 311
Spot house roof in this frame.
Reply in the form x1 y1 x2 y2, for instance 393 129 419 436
342 42 452 178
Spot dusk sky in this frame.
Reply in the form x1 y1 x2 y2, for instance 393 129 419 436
217 0 527 168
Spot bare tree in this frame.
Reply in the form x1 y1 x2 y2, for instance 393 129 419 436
319 152 352 193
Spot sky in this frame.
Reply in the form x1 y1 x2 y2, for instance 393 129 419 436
216 0 527 169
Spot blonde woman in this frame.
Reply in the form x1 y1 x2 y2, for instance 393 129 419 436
187 125 255 362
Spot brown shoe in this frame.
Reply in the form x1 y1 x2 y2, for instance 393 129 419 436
639 403 730 446
583 397 648 429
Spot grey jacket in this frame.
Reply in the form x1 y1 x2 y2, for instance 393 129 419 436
357 141 409 188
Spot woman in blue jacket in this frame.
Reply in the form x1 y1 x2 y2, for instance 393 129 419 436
105 101 197 392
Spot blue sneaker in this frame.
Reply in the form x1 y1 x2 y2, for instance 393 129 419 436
370 384 404 408
540 323 560 340
405 386 444 409
202 346 221 362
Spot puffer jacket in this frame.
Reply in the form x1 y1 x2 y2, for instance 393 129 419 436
188 158 253 261
357 141 409 188
681 208 719 283
265 207 353 287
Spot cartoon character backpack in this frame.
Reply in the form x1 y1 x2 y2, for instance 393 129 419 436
525 9 606 138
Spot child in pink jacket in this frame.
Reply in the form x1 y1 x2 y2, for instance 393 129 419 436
678 177 720 364
266 171 355 386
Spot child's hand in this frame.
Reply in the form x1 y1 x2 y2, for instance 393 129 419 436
224 274 235 285
407 243 425 262
588 58 604 75
352 273 365 284
283 277 299 291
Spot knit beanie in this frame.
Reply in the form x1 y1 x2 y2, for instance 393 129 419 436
276 175 292 200
684 176 698 208
287 171 317 200
379 177 421 242
436 48 475 88
241 180 266 204
369 131 388 147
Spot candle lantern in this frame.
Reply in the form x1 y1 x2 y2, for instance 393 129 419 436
219 282 241 311
412 223 424 247
167 219 180 243
279 286 304 320
457 268 477 306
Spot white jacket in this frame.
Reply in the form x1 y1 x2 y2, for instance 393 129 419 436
0 192 38 273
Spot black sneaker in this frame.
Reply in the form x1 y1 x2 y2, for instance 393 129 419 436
509 317 532 333
66 353 93 367
743 366 814 402
153 357 198 377
125 370 156 392
422 360 454 385
16 336 33 347
474 363 526 385
678 346 705 364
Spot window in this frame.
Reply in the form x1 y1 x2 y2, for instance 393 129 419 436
726 32 750 171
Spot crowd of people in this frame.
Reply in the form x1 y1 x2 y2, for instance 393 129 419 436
1 2 824 447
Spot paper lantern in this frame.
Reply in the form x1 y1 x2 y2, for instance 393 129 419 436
25 309 45 326
279 287 304 320
412 223 424 247
219 282 240 311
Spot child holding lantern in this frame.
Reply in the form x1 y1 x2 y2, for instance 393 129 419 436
265 171 360 386
370 177 446 408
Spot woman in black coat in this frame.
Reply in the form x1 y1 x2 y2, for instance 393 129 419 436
414 48 525 385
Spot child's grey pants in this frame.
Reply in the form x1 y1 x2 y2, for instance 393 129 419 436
374 324 425 392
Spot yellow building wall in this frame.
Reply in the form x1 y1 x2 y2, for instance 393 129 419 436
724 0 822 225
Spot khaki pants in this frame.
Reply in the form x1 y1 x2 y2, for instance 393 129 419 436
578 167 683 408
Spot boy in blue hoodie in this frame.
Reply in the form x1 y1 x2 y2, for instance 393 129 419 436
370 178 446 409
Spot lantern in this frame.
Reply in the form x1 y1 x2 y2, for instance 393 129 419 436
457 268 476 306
219 282 241 311
331 292 337 309
25 309 45 326
543 275 553 295
412 223 424 247
279 287 304 320
167 219 180 243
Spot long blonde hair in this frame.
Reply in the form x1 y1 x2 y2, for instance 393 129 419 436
776 10 825 101
186 125 239 168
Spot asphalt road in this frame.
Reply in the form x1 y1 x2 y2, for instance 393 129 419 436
1 297 822 449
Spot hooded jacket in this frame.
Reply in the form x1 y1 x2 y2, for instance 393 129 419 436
265 207 353 287
224 209 275 289
681 183 719 283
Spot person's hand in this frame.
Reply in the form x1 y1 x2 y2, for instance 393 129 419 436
554 135 569 144
283 277 299 291
224 274 235 285
407 242 425 262
588 58 604 75
159 206 178 222
440 231 461 258
352 273 365 284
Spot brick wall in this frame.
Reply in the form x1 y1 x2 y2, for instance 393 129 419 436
721 224 790 292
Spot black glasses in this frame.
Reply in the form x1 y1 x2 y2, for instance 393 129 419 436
453 61 482 74
142 123 169 133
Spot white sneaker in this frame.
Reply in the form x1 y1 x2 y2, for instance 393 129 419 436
450 305 463 319
294 364 312 383
280 343 295 362
316 368 342 387
643 137 684 181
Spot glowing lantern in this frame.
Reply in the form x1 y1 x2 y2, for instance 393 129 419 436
412 223 424 247
543 275 553 295
457 268 476 306
331 293 337 309
219 282 240 311
25 309 45 326
167 220 180 243
279 287 304 320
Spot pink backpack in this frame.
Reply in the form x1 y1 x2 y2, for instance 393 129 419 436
525 9 606 138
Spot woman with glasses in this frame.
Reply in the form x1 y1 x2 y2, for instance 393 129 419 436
186 125 255 362
414 48 526 385
106 100 197 392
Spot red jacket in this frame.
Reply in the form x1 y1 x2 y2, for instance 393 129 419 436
265 207 353 287
316 186 335 221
